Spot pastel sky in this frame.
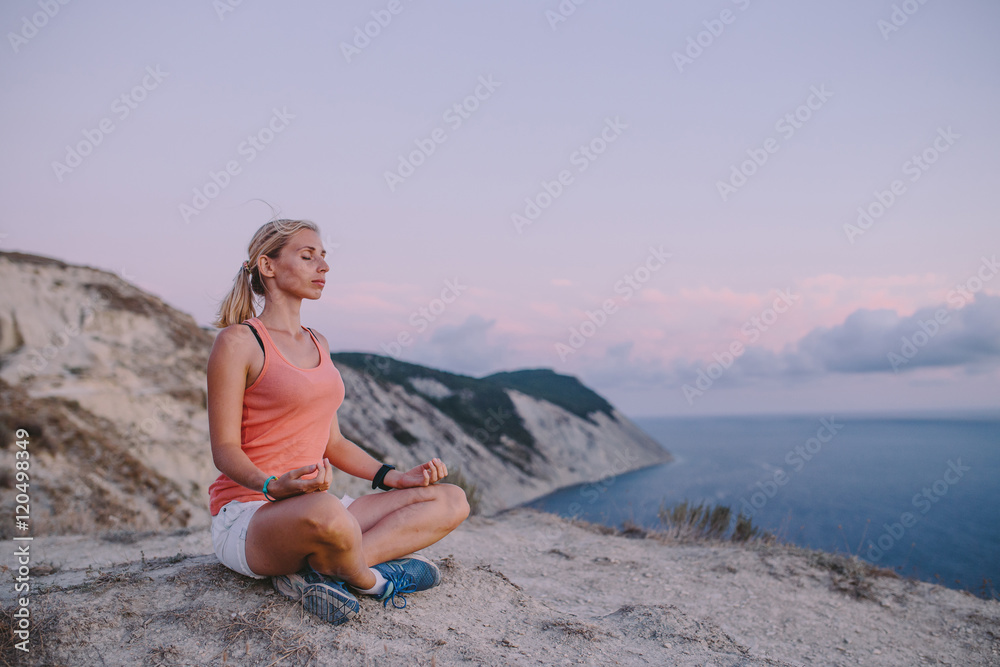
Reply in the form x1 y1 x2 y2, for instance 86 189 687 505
2 0 998 417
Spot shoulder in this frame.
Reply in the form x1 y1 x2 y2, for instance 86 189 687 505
210 322 258 359
308 328 331 354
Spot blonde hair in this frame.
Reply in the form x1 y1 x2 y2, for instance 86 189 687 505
213 218 320 328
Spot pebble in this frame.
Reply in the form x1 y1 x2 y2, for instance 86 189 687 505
874 649 882 655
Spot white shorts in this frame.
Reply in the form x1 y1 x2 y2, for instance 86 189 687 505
211 493 355 579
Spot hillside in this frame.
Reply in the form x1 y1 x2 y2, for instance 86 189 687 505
0 250 671 532
482 368 616 423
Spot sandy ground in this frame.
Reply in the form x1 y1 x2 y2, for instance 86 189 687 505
3 508 998 666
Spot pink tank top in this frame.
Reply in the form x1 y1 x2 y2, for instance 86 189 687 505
208 317 345 515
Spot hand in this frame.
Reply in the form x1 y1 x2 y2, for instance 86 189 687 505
269 458 334 499
388 458 447 489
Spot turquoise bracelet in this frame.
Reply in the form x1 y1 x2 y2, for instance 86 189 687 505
263 475 278 502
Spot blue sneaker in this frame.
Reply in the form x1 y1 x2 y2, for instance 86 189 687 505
300 579 360 625
273 567 360 625
272 567 326 601
371 554 441 609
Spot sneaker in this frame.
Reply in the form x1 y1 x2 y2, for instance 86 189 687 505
300 579 360 626
272 567 326 601
371 554 442 609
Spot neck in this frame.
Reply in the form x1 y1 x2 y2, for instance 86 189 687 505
257 294 304 336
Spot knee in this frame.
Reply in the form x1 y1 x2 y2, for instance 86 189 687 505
301 501 360 552
438 483 471 526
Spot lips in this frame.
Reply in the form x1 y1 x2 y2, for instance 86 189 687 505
312 280 325 287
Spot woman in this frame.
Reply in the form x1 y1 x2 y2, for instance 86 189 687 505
207 218 470 625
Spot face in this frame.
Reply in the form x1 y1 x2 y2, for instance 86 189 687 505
259 228 329 300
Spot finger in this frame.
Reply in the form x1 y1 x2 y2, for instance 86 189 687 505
315 459 329 489
307 461 319 490
423 467 431 486
320 458 333 490
428 460 442 483
323 458 333 487
287 463 317 480
279 469 307 496
296 463 319 492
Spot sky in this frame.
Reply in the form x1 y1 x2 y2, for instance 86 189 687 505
2 0 999 418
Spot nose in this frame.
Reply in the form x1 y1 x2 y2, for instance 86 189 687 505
319 257 330 273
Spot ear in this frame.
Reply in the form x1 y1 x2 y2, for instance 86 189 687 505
258 255 275 278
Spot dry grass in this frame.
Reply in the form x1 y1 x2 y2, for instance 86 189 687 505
808 550 900 602
145 644 183 667
657 500 775 545
0 607 17 667
560 500 776 547
217 598 320 667
541 619 609 641
0 601 60 667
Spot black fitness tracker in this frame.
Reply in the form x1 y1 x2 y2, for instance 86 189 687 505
372 463 396 490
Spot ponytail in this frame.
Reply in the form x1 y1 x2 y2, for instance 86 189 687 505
212 217 320 329
212 266 259 328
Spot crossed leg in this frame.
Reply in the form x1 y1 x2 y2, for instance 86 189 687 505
244 483 469 589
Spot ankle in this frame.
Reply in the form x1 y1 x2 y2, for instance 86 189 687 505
353 568 387 596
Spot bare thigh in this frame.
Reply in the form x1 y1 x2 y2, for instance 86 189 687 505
244 491 359 576
346 485 446 532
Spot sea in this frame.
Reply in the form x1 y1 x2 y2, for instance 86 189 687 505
525 413 1000 599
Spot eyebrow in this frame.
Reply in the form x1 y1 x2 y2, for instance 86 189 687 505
297 246 326 255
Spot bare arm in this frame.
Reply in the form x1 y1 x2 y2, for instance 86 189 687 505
311 331 447 489
324 412 447 489
323 412 394 483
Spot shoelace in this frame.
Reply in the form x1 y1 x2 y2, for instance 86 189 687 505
380 565 419 609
